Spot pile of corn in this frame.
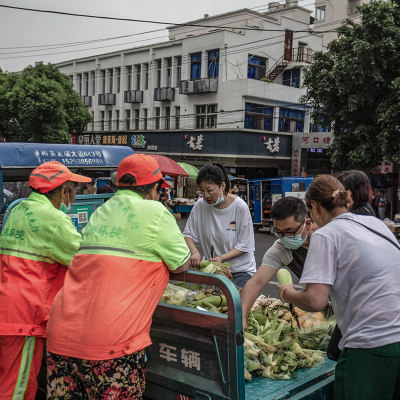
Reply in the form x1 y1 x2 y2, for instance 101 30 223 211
243 299 334 380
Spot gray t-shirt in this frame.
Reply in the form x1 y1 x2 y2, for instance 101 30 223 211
183 196 256 274
300 212 400 350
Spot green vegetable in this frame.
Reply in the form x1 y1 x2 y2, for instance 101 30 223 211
277 269 292 285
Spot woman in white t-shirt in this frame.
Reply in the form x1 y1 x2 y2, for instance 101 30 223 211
277 174 400 400
183 163 256 288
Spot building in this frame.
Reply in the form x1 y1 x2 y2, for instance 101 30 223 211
57 0 331 179
314 0 370 46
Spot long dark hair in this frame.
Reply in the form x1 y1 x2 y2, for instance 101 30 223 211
196 163 230 195
337 170 372 209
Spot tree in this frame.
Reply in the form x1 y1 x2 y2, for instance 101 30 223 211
302 0 400 170
0 62 92 143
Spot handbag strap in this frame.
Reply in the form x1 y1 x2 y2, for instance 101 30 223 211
338 217 400 251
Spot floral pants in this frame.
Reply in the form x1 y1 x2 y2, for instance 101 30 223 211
47 349 146 400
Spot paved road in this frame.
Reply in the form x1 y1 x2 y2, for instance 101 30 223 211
176 217 299 299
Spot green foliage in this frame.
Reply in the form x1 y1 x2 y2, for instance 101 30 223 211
0 62 92 143
301 1 400 170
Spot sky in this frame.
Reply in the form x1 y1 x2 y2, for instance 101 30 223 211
0 0 314 72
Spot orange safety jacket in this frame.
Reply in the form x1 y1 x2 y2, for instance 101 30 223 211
0 192 82 337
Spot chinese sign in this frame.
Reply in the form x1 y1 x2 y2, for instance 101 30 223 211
78 134 128 146
131 134 146 149
159 343 201 371
264 137 280 154
187 134 204 151
291 135 301 177
35 149 106 166
300 133 333 149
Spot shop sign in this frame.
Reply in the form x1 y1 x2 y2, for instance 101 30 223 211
131 134 146 149
78 134 128 146
301 133 332 149
186 134 204 151
146 145 158 151
264 137 280 153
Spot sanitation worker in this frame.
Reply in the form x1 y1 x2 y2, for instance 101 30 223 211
46 154 191 399
0 161 91 400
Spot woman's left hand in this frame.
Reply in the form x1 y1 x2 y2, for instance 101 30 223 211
277 283 295 303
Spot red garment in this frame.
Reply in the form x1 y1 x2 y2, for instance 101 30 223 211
0 255 67 337
0 336 44 400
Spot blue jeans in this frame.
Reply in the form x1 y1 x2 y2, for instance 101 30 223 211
231 272 252 289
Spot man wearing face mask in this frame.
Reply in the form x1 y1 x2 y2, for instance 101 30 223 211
241 196 317 326
0 161 90 400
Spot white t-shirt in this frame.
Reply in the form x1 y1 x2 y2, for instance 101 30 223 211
300 212 400 350
183 196 256 275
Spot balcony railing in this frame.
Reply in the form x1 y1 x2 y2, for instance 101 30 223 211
124 90 143 103
98 93 116 106
179 78 218 95
154 87 175 102
81 96 92 107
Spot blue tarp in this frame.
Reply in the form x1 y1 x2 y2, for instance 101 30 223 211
0 142 133 168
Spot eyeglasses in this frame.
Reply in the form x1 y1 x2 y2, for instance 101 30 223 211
196 187 220 197
272 219 305 238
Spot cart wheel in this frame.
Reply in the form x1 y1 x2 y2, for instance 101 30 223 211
269 222 275 235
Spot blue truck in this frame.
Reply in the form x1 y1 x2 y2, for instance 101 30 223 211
247 177 313 232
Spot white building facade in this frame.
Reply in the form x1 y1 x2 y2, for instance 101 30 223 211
57 1 331 178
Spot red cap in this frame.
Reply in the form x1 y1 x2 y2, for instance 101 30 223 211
29 161 91 193
117 154 170 187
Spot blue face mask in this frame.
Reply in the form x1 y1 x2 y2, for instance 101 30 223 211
279 224 307 250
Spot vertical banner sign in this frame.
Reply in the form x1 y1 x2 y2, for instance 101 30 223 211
291 135 302 177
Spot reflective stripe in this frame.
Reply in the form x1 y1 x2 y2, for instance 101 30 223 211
0 247 54 262
12 336 36 400
79 245 136 255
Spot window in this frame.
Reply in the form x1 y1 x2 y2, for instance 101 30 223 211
279 108 305 132
191 52 202 80
89 111 94 131
195 104 217 129
155 107 160 129
248 55 267 80
282 68 301 88
108 110 112 131
90 71 95 95
309 116 330 132
244 103 273 131
126 66 132 91
175 106 180 129
208 49 219 78
143 109 148 130
348 0 361 16
156 59 162 88
144 63 149 90
115 110 120 130
134 109 139 130
100 111 105 131
175 56 182 87
116 68 121 93
315 5 326 20
125 110 131 130
83 73 89 96
101 70 106 92
77 73 82 96
135 64 141 90
166 58 172 87
165 106 170 130
109 70 113 93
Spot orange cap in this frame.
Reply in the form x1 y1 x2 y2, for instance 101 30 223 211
29 161 91 193
117 154 169 187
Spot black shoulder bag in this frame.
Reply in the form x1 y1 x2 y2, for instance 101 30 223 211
327 217 400 361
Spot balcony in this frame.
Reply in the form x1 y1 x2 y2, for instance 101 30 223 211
179 78 218 95
154 87 175 102
124 90 143 103
98 93 116 106
81 96 92 107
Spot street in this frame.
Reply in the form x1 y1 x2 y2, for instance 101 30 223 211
176 217 300 299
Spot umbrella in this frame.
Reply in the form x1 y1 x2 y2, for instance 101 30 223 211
149 154 188 177
178 162 199 180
